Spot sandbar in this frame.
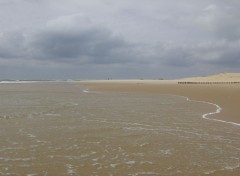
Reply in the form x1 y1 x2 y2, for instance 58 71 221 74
81 78 240 125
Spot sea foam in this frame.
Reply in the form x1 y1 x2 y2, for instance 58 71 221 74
174 95 240 127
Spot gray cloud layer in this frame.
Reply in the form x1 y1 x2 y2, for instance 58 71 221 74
0 0 239 79
29 15 134 64
0 15 138 65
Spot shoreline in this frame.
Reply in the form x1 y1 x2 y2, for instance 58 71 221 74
81 80 240 126
184 95 240 126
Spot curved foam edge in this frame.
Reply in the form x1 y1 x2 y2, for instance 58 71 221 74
82 89 240 127
178 95 240 127
83 89 89 93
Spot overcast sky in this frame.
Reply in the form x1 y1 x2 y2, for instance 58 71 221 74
0 0 240 80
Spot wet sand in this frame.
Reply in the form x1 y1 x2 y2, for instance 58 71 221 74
81 80 240 124
1 82 240 175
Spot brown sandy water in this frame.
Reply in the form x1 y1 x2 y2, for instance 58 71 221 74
0 82 239 176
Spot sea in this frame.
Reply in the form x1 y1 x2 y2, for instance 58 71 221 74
0 82 239 176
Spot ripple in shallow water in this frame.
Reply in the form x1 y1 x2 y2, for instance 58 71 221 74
0 82 239 175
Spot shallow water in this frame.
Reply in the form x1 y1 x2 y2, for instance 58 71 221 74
0 82 239 176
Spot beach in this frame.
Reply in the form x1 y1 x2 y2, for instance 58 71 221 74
0 81 240 175
81 79 240 125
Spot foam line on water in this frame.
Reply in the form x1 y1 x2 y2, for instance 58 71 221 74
0 81 38 84
175 95 240 127
80 88 240 127
83 89 89 93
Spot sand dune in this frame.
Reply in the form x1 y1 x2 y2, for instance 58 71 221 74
180 72 240 82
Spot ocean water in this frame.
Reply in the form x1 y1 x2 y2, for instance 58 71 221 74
0 82 239 176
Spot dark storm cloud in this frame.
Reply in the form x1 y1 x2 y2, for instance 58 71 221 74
0 15 138 65
154 39 240 69
208 43 240 67
0 31 26 58
30 27 132 64
160 46 196 67
0 20 239 69
0 0 240 79
198 41 240 68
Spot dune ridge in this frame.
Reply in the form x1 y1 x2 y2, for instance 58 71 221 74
180 72 240 82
